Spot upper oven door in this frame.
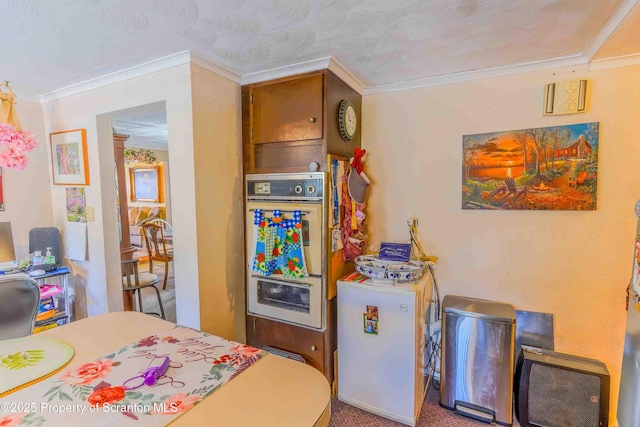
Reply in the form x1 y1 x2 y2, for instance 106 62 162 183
245 201 323 276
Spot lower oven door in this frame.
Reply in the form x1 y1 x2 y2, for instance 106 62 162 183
248 275 323 329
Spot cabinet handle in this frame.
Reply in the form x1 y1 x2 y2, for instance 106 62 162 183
253 319 256 331
309 117 316 123
311 345 317 352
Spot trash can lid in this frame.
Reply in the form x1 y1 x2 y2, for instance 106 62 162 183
443 295 516 323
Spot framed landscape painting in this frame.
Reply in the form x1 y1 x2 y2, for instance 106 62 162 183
50 129 90 185
462 122 599 210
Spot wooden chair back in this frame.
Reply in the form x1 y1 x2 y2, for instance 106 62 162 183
142 222 170 260
121 259 142 290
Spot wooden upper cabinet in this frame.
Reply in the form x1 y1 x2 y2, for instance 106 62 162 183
242 70 361 174
251 74 323 144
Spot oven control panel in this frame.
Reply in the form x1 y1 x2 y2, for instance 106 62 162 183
246 173 324 199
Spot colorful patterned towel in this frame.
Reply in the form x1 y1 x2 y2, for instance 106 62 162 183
0 326 266 426
252 209 308 278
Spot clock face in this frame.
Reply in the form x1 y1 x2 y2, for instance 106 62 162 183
345 105 356 137
339 99 357 142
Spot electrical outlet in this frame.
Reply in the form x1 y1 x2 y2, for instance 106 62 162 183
407 217 419 227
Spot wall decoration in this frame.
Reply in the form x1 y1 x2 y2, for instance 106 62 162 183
0 82 38 171
124 147 157 164
462 122 599 210
50 129 89 185
66 187 86 223
0 167 4 211
130 166 162 202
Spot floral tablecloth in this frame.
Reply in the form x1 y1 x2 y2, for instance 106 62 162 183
0 326 266 426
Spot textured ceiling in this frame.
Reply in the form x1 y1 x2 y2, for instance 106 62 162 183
0 0 635 99
107 102 168 150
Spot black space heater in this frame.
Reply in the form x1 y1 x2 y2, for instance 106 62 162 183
515 346 610 427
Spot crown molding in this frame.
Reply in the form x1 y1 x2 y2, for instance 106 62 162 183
238 56 365 94
363 54 586 95
582 0 640 61
38 51 193 103
589 52 640 71
328 58 364 95
189 53 240 84
239 57 331 86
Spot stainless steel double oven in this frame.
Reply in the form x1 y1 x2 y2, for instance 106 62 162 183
245 173 327 330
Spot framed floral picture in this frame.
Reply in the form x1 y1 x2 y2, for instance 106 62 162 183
50 129 90 185
66 187 86 222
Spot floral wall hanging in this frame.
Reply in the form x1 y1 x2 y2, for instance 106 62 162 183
124 148 157 164
0 82 38 170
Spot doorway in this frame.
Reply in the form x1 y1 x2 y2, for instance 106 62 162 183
101 102 176 322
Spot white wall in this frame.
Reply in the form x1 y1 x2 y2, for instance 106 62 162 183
41 65 199 325
363 63 640 422
0 100 53 259
40 63 244 339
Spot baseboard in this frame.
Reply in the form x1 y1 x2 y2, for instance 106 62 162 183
338 394 415 426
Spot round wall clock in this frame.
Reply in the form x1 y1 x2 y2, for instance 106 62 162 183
338 99 357 142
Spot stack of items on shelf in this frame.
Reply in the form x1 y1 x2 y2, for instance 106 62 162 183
34 284 63 332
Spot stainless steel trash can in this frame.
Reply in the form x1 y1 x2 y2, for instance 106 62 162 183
440 295 516 426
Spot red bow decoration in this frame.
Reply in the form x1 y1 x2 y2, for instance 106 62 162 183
351 148 366 174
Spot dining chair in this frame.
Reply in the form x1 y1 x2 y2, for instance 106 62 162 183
148 218 172 231
141 222 174 290
121 259 165 319
0 274 41 340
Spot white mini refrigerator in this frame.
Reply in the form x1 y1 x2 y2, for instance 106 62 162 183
337 274 431 426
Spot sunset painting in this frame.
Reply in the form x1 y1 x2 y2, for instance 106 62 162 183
462 122 599 210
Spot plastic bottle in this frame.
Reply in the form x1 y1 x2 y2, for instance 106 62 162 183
45 247 55 265
33 251 43 265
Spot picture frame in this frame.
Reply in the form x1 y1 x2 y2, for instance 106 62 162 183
66 187 86 223
462 122 599 210
50 129 90 185
363 313 378 335
130 166 162 202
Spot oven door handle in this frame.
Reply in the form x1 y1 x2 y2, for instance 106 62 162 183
248 208 311 215
251 275 313 288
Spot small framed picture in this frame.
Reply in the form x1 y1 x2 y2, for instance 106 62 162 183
363 313 378 335
66 187 86 223
50 129 90 185
366 305 378 321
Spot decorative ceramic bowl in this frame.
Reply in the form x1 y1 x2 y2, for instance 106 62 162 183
354 256 425 283
354 256 388 280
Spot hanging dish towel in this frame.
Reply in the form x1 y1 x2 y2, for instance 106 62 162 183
252 210 308 278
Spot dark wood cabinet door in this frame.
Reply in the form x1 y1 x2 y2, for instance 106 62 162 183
246 315 325 374
251 74 323 144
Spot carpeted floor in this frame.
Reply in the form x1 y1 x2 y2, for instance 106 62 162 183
330 384 521 427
